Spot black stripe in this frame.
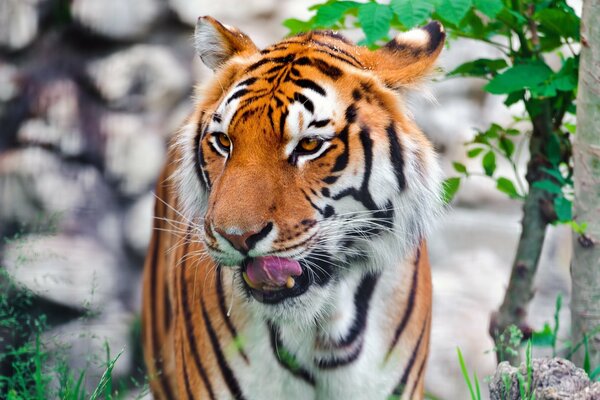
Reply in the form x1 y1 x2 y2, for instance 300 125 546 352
201 298 246 400
330 126 381 213
268 323 316 385
245 55 295 73
294 93 314 113
337 273 379 347
323 205 335 218
386 124 407 191
308 119 330 128
147 213 176 400
181 343 196 400
331 125 349 172
316 340 364 369
296 56 312 66
195 125 210 190
345 105 357 124
279 110 289 137
226 88 249 104
212 113 222 123
310 40 363 67
216 268 250 364
396 317 428 392
179 241 216 400
302 189 324 215
237 77 258 87
313 48 361 68
293 79 326 96
386 247 420 360
408 347 428 399
312 58 344 80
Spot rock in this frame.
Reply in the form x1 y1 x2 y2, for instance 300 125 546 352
0 148 115 232
0 62 20 102
2 234 119 310
168 0 279 27
43 302 135 391
489 358 599 400
101 112 165 196
0 0 40 50
17 78 84 156
70 0 162 40
124 192 154 256
427 248 508 400
87 45 190 112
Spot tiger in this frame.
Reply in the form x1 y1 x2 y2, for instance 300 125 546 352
142 15 445 400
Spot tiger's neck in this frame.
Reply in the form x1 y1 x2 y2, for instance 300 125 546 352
220 243 430 399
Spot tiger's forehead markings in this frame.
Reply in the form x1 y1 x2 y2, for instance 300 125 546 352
208 46 346 139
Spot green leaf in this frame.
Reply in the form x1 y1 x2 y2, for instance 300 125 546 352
315 1 360 27
482 150 496 176
437 0 473 26
535 9 580 40
504 90 524 106
358 3 393 45
546 134 562 166
467 147 484 158
473 0 503 18
449 58 508 77
484 61 554 94
540 167 566 184
554 196 572 222
442 177 461 204
499 137 514 158
531 323 554 347
283 18 313 35
457 348 476 400
533 179 563 194
390 0 434 28
496 177 521 199
453 162 468 174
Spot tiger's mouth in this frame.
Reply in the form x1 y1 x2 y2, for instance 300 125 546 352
240 256 313 304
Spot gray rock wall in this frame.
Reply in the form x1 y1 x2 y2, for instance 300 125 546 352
0 0 574 398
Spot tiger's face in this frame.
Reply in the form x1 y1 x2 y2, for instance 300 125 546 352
174 17 444 322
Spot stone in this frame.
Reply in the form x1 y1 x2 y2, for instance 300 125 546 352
70 0 162 40
0 148 115 234
489 358 599 400
427 248 508 400
2 234 119 310
0 62 20 102
0 0 40 50
42 302 135 392
16 78 85 157
87 45 190 112
124 192 155 256
168 0 279 27
101 112 165 196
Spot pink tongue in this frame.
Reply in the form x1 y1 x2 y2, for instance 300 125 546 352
245 256 302 287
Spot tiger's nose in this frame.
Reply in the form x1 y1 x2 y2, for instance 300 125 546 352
215 222 273 254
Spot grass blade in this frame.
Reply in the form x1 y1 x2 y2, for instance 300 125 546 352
457 347 476 400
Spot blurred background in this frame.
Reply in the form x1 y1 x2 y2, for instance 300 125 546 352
0 0 576 398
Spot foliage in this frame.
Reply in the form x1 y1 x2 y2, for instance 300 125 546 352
287 0 581 367
0 225 146 399
457 347 482 400
284 0 579 228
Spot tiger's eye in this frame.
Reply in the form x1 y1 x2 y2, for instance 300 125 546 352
298 137 320 152
216 133 231 149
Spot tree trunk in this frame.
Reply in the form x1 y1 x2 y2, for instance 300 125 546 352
571 0 600 369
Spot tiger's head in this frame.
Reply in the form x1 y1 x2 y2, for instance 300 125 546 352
173 17 445 322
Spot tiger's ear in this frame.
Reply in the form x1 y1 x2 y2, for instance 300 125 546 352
194 16 259 71
362 21 445 88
